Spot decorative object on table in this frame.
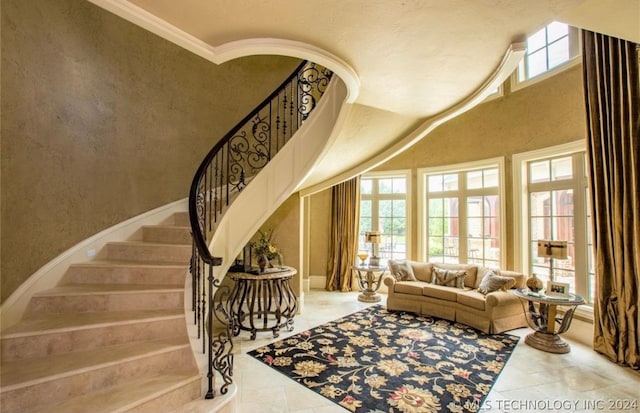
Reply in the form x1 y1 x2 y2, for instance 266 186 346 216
536 239 568 282
546 281 571 298
365 231 381 266
248 305 518 413
356 251 369 266
257 254 269 272
252 228 282 273
525 272 544 292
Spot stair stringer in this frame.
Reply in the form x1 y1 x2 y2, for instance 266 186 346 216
207 77 348 277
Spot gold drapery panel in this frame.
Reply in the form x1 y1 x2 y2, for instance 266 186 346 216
326 176 360 292
582 30 640 369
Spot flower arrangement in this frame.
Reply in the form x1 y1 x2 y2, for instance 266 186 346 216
252 229 282 265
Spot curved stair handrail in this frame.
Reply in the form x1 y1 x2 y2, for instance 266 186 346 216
189 61 332 265
187 61 334 399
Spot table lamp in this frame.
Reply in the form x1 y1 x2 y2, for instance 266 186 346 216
536 240 568 282
365 231 381 266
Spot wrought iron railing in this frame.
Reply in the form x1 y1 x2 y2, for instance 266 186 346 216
188 61 333 399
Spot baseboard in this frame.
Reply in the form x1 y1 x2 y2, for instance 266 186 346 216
0 199 189 330
309 275 326 290
563 317 594 348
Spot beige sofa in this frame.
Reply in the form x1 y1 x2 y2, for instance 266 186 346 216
383 261 527 334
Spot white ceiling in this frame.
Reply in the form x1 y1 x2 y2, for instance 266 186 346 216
93 0 640 190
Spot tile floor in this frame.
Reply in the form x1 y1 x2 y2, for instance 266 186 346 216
229 290 639 413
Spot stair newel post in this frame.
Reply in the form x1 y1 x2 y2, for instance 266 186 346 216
201 257 207 353
190 239 195 313
205 263 215 399
191 239 197 325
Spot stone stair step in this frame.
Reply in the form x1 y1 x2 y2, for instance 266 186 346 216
29 373 201 413
1 309 185 362
0 338 196 412
106 241 192 264
28 284 184 316
142 225 192 245
63 261 188 285
0 212 203 412
171 211 190 227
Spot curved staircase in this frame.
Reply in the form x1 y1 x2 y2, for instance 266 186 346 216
1 61 347 413
0 212 200 413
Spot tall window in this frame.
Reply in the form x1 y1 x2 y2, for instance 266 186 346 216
420 159 504 267
513 142 594 305
516 22 580 84
359 172 409 261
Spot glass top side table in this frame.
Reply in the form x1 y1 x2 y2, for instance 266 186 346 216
513 288 585 353
352 264 387 303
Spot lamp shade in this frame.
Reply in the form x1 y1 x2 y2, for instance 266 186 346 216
536 240 568 259
365 231 381 243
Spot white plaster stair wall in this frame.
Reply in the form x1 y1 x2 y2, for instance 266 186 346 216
208 77 348 277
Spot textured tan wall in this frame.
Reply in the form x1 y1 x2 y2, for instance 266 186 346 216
256 194 302 294
307 63 586 276
308 189 331 278
0 0 300 302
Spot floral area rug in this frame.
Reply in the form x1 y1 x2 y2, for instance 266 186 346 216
247 305 519 413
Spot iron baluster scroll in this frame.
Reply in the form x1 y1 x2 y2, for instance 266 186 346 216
188 61 333 399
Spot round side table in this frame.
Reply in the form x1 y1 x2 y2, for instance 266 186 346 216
513 289 585 353
352 264 387 302
227 267 298 340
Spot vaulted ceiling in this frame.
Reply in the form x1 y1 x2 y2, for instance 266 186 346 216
90 0 639 191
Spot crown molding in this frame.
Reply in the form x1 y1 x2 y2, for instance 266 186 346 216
87 0 360 103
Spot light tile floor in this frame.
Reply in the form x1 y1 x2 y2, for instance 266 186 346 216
230 290 640 413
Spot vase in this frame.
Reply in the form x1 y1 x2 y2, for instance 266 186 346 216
258 254 269 273
526 273 543 293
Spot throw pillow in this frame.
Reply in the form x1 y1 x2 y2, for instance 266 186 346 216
431 268 467 289
388 260 417 282
478 271 516 295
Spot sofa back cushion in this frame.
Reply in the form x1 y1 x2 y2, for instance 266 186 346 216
409 261 433 282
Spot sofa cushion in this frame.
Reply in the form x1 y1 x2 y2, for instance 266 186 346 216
409 261 433 282
497 270 526 289
431 267 467 289
432 263 478 287
477 271 516 295
475 266 499 289
388 259 417 281
456 290 486 311
394 281 429 295
422 284 460 302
